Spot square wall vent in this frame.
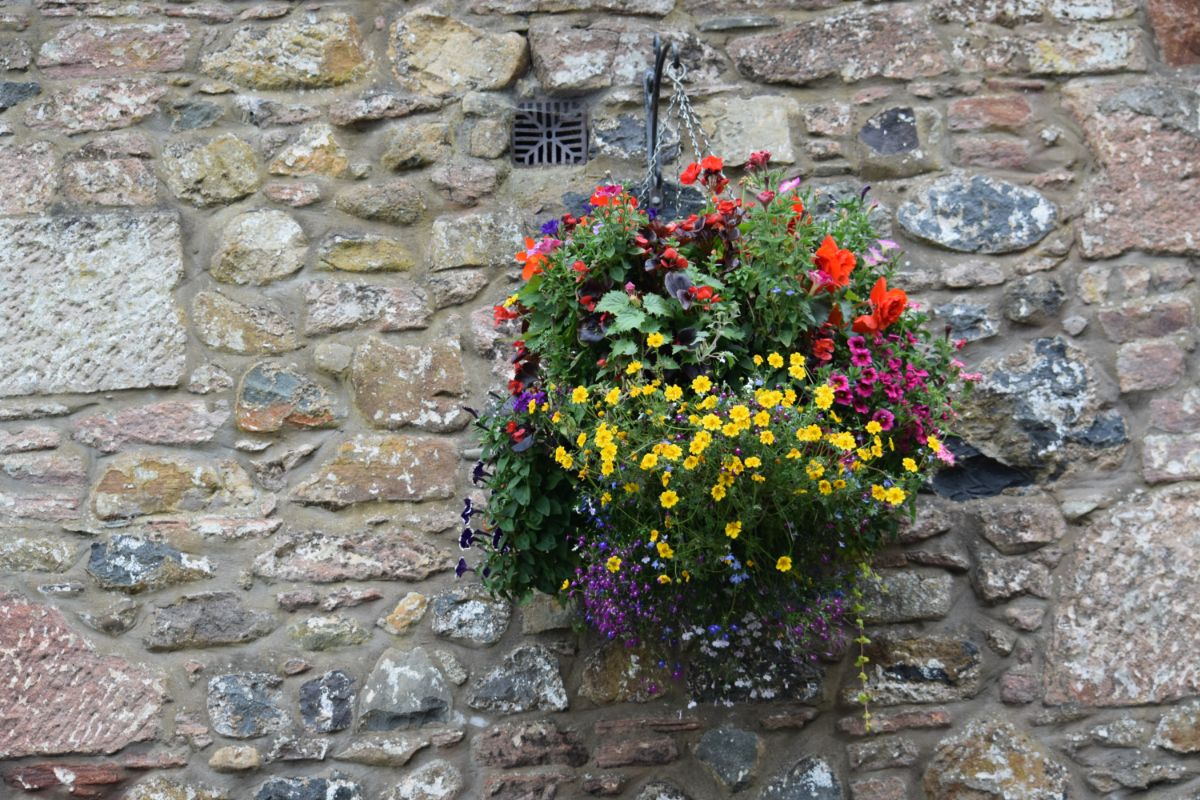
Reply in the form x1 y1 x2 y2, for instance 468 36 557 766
512 99 588 167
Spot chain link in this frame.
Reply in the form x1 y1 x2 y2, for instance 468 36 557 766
637 48 712 202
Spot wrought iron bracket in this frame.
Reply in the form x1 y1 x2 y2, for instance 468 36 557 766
643 34 680 209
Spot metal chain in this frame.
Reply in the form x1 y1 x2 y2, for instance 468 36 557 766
636 44 713 202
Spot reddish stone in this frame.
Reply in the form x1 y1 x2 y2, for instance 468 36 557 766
474 720 588 768
581 773 626 796
264 182 321 207
73 400 229 453
120 750 189 769
25 79 166 135
0 425 60 453
850 776 908 800
729 6 949 85
36 22 189 77
327 92 444 126
1000 669 1040 704
63 158 157 206
838 708 952 737
948 95 1033 131
0 594 163 758
0 142 56 214
1150 387 1200 433
351 336 468 433
90 452 263 521
4 762 125 798
0 450 86 521
1097 295 1194 342
1046 484 1200 705
235 362 338 433
1144 433 1200 483
952 135 1032 169
253 527 449 582
1147 0 1200 65
593 735 678 768
482 770 574 800
1116 338 1186 392
1065 80 1200 257
760 706 820 730
593 716 703 735
429 160 504 206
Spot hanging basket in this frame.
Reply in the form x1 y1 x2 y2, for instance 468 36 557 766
459 37 973 705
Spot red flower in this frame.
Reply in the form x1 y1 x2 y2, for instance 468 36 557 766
747 150 771 171
812 338 835 361
493 304 520 325
680 162 702 185
813 235 856 291
700 155 724 172
852 277 908 335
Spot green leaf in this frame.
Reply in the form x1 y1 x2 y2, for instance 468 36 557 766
595 290 633 316
641 294 672 317
607 307 647 334
511 482 531 507
610 338 637 357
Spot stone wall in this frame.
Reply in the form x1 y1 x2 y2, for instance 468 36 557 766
0 0 1197 798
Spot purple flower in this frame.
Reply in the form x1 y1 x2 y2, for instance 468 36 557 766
455 558 471 578
871 408 895 431
540 218 560 236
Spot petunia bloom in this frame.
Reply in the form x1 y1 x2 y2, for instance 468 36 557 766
852 277 908 335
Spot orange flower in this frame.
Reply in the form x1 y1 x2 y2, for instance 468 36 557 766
813 235 855 290
700 154 724 172
515 237 548 280
680 162 702 184
853 277 908 334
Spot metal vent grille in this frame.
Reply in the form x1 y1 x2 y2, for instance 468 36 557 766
512 100 588 167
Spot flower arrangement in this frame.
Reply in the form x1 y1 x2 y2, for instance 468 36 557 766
461 152 974 700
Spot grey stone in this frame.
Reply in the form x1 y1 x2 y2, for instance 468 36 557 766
1153 702 1200 753
634 782 691 800
858 106 941 178
162 135 261 207
0 214 185 398
254 773 364 800
265 736 330 763
168 101 222 131
384 760 463 800
861 569 955 624
847 737 919 771
193 291 300 355
897 174 1057 253
974 553 1052 603
359 647 452 731
1004 275 1065 325
211 210 307 286
958 337 1126 475
253 528 448 583
87 535 214 594
845 635 983 707
520 593 574 634
208 673 290 739
860 107 919 154
79 598 140 636
592 113 679 161
426 271 490 310
143 591 276 651
300 671 355 734
333 731 439 767
976 494 1067 554
760 756 844 800
334 181 425 225
125 776 228 800
0 81 40 110
288 615 371 651
37 581 83 596
430 210 522 271
695 727 762 791
304 280 431 334
467 644 568 714
430 583 511 646
0 536 78 572
932 301 999 342
924 720 1069 799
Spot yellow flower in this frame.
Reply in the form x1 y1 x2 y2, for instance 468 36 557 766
818 479 833 495
785 447 802 459
790 352 806 367
698 394 718 411
827 431 856 451
833 479 846 489
701 413 722 431
751 473 766 482
756 390 783 409
649 529 660 542
789 364 807 380
730 405 751 423
647 332 665 348
744 456 762 468
527 399 537 414
692 375 712 394
768 352 784 368
640 453 659 470
782 389 797 407
600 491 612 506
503 293 519 307
797 424 823 442
657 574 672 584
600 444 618 461
806 460 824 480
885 486 907 505
661 472 671 487
776 556 793 572
552 411 562 424
903 457 918 473
760 430 776 445
753 354 764 366
664 384 683 402
605 387 621 405
689 431 712 455
814 385 835 410
928 434 942 453
571 386 588 404
626 360 643 376
601 461 615 476
555 448 574 470
561 579 570 591
721 422 741 438
660 490 679 509
623 482 639 494
711 484 727 501
662 443 682 460
753 410 771 427
871 484 887 501
682 570 691 582
683 455 700 470
606 556 622 573
725 520 742 539
656 541 674 559
866 420 883 435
